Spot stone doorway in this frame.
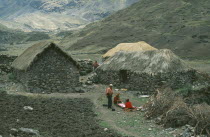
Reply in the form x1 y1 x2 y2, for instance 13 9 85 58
120 70 128 83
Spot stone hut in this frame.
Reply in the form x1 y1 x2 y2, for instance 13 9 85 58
96 49 197 94
12 42 80 93
102 41 157 60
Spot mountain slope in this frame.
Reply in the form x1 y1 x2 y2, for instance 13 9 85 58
0 0 138 32
60 0 210 59
0 23 50 44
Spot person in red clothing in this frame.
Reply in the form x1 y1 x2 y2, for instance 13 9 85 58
124 99 136 111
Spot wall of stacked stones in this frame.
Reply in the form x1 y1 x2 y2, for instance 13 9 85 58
77 59 93 75
96 69 197 94
0 55 17 74
16 48 80 93
0 55 16 65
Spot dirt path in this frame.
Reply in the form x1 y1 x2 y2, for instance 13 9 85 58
91 92 138 137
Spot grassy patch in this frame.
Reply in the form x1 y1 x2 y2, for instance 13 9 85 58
95 90 172 137
185 59 210 74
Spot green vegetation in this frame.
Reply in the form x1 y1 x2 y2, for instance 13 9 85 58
94 89 172 137
0 23 50 44
8 73 16 80
175 84 193 97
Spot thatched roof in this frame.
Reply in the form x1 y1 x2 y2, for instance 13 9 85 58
102 41 157 58
12 41 78 71
98 49 191 74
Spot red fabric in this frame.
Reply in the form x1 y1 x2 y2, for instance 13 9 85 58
125 102 134 109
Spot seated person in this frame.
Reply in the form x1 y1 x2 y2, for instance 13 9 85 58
124 99 136 111
113 93 122 104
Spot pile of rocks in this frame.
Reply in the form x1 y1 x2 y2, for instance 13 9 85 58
77 59 93 76
0 55 16 74
0 64 13 74
0 55 16 65
86 72 99 84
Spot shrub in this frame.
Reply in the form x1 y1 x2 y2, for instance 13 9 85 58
8 73 16 80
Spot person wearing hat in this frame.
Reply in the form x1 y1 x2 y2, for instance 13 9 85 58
106 84 114 109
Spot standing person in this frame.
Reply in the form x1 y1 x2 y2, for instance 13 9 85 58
106 84 113 109
92 61 99 71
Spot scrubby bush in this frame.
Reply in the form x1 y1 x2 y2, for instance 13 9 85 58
187 103 210 136
144 86 210 136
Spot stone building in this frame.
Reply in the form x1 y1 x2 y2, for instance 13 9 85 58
96 49 198 94
12 42 80 93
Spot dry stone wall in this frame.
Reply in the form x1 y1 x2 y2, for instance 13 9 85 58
15 48 80 93
0 55 16 65
96 69 197 94
0 55 16 74
77 59 93 76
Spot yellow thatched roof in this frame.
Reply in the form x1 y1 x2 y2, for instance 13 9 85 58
102 41 157 58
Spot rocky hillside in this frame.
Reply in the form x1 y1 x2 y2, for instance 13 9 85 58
60 0 210 59
0 0 138 32
0 23 50 44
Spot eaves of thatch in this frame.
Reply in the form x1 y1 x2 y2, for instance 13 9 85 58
98 49 192 74
102 41 157 58
12 41 78 71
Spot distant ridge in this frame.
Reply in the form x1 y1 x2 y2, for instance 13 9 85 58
0 0 138 32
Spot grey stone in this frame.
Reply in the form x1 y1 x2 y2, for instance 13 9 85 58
74 87 81 92
86 81 93 85
96 69 201 94
19 128 40 136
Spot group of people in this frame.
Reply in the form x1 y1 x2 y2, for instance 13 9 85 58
93 61 136 111
106 84 136 111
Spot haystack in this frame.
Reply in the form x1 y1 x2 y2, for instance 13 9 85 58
102 41 157 59
12 41 80 93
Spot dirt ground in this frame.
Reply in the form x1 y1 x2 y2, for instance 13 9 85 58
0 90 122 137
0 79 179 137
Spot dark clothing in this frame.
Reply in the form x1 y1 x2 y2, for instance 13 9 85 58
107 95 112 109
